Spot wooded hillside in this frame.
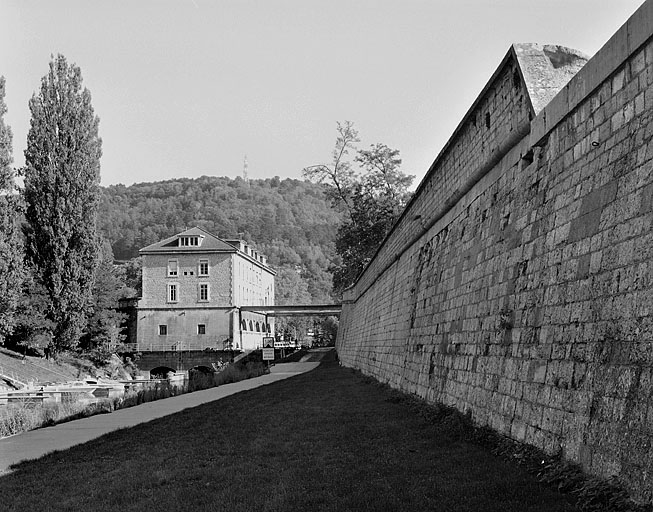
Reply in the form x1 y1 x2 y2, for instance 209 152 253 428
98 175 343 303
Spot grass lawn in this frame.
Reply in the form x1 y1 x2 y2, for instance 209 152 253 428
0 356 578 512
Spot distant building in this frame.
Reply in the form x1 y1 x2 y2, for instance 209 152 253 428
135 227 275 351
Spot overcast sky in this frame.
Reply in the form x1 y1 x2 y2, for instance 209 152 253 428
0 0 645 187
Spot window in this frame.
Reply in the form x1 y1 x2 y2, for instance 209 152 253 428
179 236 202 247
199 259 209 276
168 260 178 277
168 283 178 303
241 320 247 331
198 283 209 302
159 325 167 336
197 324 206 335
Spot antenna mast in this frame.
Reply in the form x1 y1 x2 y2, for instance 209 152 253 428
243 155 249 182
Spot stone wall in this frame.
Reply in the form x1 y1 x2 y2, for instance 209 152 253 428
140 252 232 308
135 350 235 375
136 307 233 350
337 1 653 501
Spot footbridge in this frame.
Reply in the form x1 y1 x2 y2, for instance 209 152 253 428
239 304 342 316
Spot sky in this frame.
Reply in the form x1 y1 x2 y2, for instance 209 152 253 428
0 0 646 187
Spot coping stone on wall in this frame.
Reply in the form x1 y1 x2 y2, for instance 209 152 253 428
514 43 589 115
530 0 653 146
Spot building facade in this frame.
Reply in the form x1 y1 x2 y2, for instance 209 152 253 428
136 227 275 351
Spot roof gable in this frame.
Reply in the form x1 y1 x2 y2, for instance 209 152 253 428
139 226 237 254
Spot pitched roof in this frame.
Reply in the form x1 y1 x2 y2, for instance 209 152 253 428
139 226 238 254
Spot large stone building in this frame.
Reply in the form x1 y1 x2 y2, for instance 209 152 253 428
136 227 275 351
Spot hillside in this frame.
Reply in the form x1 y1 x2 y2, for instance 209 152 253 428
98 175 343 303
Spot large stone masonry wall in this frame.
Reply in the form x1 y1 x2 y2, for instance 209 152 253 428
337 1 653 502
355 48 533 297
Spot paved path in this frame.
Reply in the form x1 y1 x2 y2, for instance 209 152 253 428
300 346 334 362
0 361 320 475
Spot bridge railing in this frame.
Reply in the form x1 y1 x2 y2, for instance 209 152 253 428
121 341 235 352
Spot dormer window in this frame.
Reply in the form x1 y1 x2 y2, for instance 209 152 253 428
178 236 203 247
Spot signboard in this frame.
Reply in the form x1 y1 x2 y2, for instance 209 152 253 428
262 337 275 348
262 347 275 361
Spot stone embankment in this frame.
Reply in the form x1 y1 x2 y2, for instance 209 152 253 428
337 1 653 502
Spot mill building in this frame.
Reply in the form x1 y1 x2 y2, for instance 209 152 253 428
135 227 275 352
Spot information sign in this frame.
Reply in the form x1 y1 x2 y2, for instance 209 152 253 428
262 337 275 348
262 347 275 360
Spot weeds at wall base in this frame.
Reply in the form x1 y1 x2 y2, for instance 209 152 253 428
354 368 652 512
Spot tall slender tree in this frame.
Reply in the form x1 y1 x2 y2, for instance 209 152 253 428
0 77 25 343
23 55 102 352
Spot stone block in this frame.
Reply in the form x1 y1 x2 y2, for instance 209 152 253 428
569 209 602 243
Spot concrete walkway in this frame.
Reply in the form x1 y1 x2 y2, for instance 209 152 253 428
0 361 320 475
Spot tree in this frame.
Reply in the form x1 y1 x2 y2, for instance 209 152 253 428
331 184 400 293
304 122 414 296
356 143 413 204
0 77 25 343
23 55 102 353
122 256 142 297
6 270 56 355
80 240 130 362
302 120 359 212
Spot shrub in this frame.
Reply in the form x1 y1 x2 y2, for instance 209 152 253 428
0 399 115 438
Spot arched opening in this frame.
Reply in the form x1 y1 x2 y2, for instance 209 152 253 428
248 320 254 331
255 322 261 332
150 366 176 378
241 319 247 331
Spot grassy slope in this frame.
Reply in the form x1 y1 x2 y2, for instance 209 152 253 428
0 349 80 387
0 359 577 512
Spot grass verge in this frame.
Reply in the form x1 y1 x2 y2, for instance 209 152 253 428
2 359 584 512
376 379 651 512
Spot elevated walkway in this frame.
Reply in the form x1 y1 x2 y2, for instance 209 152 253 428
240 304 341 316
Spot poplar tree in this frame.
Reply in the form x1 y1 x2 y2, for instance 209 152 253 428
0 77 25 342
23 55 102 352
